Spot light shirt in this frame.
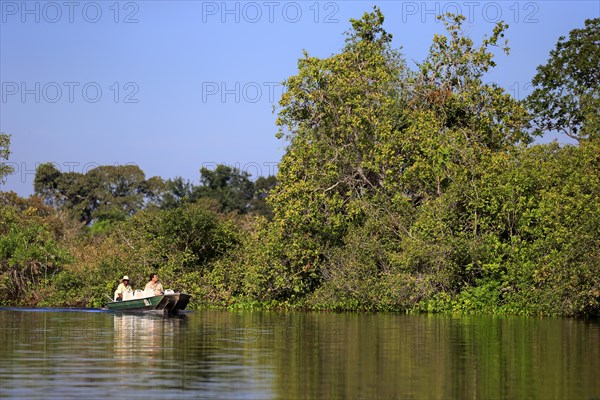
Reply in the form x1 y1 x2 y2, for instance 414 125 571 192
145 281 164 295
114 283 133 300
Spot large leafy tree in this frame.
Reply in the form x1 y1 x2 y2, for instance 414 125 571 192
526 18 600 142
86 165 147 221
238 8 411 300
34 163 148 224
257 9 530 303
273 7 407 243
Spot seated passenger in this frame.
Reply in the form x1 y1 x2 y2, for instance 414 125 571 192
114 275 133 301
144 273 164 296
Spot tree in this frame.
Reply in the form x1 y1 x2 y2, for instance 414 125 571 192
526 18 600 142
34 163 63 206
159 177 196 209
34 163 148 224
0 133 14 184
262 8 530 303
273 7 408 241
86 165 147 221
141 175 167 210
197 165 255 214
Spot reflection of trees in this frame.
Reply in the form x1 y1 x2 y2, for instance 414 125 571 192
269 313 600 399
0 310 117 393
1 311 599 398
174 310 277 395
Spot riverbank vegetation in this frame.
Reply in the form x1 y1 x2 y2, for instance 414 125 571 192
1 9 598 316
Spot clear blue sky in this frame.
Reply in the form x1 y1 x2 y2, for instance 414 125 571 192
1 0 598 196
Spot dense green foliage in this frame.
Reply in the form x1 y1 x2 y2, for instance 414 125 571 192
1 9 598 316
0 194 72 304
34 162 275 224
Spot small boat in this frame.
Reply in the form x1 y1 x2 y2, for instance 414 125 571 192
105 289 191 316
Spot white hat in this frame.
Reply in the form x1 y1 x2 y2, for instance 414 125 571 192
121 275 130 281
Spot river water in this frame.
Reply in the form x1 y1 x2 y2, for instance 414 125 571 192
0 309 598 399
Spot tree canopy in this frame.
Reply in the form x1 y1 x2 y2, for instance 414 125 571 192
527 18 600 142
33 162 276 224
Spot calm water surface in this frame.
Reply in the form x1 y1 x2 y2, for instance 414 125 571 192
0 309 598 399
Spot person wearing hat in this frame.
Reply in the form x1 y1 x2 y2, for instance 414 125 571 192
114 275 133 301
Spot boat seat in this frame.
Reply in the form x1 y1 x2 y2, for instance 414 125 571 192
143 289 155 298
134 290 145 299
165 289 175 294
123 291 134 301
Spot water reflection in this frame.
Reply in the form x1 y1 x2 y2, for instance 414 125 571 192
0 310 598 399
113 314 181 361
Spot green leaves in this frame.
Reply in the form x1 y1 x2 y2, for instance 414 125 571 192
527 18 600 142
274 6 407 233
34 163 148 224
0 205 72 303
197 165 257 214
258 9 599 315
0 133 14 184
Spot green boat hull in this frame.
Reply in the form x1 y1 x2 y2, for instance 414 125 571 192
106 293 191 315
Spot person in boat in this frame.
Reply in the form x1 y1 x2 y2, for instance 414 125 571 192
145 273 164 296
114 275 133 301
